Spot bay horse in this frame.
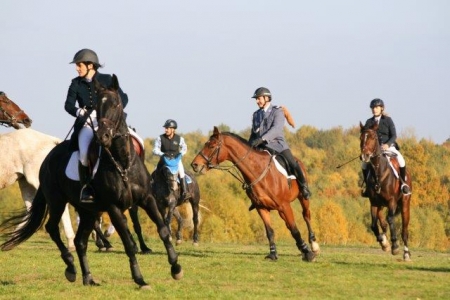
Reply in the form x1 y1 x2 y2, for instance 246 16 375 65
152 161 201 245
0 128 75 251
360 121 412 261
191 127 319 261
0 91 32 129
0 75 182 288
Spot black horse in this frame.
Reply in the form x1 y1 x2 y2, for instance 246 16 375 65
152 161 201 245
0 75 182 288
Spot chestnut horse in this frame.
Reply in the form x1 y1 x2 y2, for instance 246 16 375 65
0 92 32 129
191 127 319 261
0 75 182 288
360 122 412 261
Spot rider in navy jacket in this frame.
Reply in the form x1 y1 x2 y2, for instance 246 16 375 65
361 98 411 197
64 49 128 203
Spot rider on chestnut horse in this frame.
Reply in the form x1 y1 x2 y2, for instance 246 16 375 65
248 87 311 209
361 98 411 197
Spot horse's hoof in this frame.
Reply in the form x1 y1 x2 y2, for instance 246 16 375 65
264 254 278 261
403 252 412 262
139 284 152 290
176 239 183 245
392 247 400 255
98 247 107 252
192 242 199 247
65 269 76 282
302 251 316 262
311 242 320 254
106 247 114 252
141 248 153 255
171 264 183 280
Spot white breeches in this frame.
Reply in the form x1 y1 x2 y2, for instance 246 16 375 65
178 160 185 178
361 145 406 170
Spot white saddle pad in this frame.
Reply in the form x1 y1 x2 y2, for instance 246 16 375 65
65 150 100 181
263 151 296 179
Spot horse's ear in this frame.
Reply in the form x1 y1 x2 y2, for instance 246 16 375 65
93 79 104 94
111 74 119 91
360 121 364 129
213 126 220 135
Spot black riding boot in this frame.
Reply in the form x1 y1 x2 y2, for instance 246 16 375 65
294 163 311 200
399 167 411 194
361 168 370 197
79 163 95 203
180 177 191 200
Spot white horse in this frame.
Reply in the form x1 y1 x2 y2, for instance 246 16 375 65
0 128 75 250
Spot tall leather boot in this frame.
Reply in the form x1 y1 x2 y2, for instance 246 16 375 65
361 168 370 197
78 162 95 203
294 162 311 200
399 167 411 194
180 176 191 200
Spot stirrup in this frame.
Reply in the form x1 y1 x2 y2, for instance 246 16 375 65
80 185 95 203
401 184 411 195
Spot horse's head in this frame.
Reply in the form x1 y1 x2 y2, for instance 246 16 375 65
360 121 381 163
95 75 127 148
161 166 179 193
0 92 32 129
191 126 224 174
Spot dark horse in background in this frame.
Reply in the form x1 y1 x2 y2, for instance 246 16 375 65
0 91 32 129
0 75 183 288
360 122 412 261
191 127 319 261
152 155 201 245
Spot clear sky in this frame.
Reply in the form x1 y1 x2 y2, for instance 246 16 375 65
1 1 449 143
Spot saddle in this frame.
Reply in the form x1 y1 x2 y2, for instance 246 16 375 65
64 130 145 181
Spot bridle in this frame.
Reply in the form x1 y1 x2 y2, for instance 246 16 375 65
198 134 273 191
361 129 382 162
0 94 26 128
96 97 130 182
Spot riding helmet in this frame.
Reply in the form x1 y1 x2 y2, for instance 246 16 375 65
370 98 384 108
163 119 178 129
252 87 272 99
70 49 100 65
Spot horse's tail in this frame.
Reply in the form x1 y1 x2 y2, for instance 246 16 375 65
0 187 48 251
282 106 296 128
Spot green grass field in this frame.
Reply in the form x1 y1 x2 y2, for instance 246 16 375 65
0 233 448 299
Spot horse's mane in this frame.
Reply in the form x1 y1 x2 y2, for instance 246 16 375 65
222 132 249 145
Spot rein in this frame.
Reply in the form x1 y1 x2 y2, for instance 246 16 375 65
201 136 273 191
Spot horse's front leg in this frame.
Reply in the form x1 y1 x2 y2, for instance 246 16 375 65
129 204 152 254
191 200 200 246
376 208 390 252
278 204 316 262
75 212 100 286
108 205 149 289
298 196 320 254
165 196 177 239
387 203 400 255
370 205 388 251
173 207 184 245
256 208 278 260
140 194 183 280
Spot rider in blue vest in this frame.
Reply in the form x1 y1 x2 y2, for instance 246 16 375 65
248 87 311 203
361 98 411 197
153 119 191 200
65 49 128 203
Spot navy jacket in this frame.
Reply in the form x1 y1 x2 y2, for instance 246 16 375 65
64 72 128 118
364 115 397 146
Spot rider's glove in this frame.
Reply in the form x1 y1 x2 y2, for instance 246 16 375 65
251 138 265 148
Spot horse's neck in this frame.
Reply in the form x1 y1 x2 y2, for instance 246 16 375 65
224 136 270 181
371 154 390 176
107 128 133 167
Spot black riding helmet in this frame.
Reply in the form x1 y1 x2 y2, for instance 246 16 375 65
70 49 100 67
163 119 177 129
252 87 272 100
370 98 384 108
